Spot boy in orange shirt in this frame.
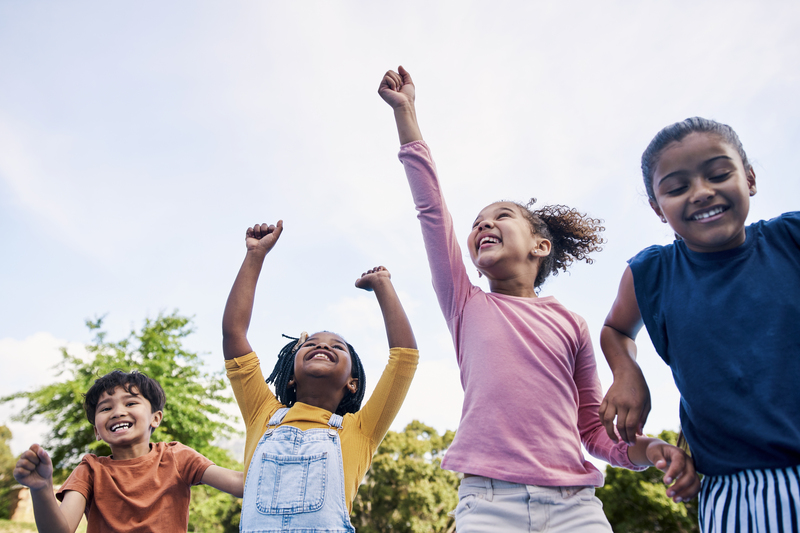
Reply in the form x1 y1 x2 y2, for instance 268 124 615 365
13 370 243 533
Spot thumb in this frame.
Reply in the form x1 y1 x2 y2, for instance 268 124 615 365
35 445 52 467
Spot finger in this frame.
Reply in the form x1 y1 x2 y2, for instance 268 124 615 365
598 399 619 443
621 408 642 446
272 220 284 239
383 72 398 91
36 446 52 467
246 227 255 239
398 65 413 85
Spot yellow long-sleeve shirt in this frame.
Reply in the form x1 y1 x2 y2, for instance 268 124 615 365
225 347 418 513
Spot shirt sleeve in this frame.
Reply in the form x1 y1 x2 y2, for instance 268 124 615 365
354 347 419 444
56 459 93 505
225 352 282 427
170 442 215 486
398 141 476 325
573 317 645 471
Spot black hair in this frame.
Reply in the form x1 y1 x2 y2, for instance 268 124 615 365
84 370 166 426
512 199 606 289
266 333 366 416
641 117 752 202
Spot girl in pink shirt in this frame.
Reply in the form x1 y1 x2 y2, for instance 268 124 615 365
379 66 700 532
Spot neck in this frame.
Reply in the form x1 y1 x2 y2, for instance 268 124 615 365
109 441 152 461
295 386 345 414
487 273 539 298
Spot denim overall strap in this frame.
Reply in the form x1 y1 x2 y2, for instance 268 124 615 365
240 409 355 533
267 407 290 427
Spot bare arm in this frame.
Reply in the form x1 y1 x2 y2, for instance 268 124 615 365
201 465 244 498
222 221 284 360
379 66 424 145
598 266 651 446
355 266 416 350
13 444 85 533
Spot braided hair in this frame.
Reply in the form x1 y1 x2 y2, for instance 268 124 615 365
513 199 606 289
266 333 367 416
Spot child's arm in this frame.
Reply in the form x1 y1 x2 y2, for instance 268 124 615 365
355 266 417 350
627 437 702 503
598 266 652 446
13 444 86 533
201 465 244 498
379 66 424 145
222 221 284 360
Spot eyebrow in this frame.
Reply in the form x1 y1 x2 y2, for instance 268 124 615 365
473 206 517 224
305 336 346 346
97 392 140 406
657 155 735 186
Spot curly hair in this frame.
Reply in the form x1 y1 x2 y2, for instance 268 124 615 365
512 199 606 289
266 333 366 416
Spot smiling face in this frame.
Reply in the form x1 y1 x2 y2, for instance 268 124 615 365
292 332 357 397
93 386 162 456
650 132 757 253
468 202 547 280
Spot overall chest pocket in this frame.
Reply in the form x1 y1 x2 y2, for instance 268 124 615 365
256 451 328 514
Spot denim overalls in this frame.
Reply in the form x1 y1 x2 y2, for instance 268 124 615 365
241 408 355 533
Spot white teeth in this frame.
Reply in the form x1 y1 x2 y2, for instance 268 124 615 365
111 423 131 432
692 206 725 220
312 354 332 361
480 236 500 246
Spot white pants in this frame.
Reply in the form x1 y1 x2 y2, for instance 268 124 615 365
455 476 612 533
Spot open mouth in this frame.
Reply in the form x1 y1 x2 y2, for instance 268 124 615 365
110 422 132 433
688 205 728 221
478 234 501 249
306 350 335 363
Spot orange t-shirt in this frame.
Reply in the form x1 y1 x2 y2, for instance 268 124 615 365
56 441 213 533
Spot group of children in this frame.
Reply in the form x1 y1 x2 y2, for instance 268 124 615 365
12 66 799 533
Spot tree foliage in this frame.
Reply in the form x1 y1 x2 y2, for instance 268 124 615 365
0 312 242 531
0 426 17 519
597 430 700 533
352 420 459 533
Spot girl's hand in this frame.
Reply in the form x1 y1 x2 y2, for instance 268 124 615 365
355 266 391 292
599 365 651 446
646 442 701 503
245 221 283 256
13 444 54 491
378 66 415 109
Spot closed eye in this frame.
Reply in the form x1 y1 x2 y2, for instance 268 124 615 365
709 172 732 182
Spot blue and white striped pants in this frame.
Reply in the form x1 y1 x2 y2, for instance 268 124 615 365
699 465 800 532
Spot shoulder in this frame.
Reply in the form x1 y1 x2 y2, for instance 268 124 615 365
629 242 675 266
754 211 800 243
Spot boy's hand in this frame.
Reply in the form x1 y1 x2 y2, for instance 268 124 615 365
355 266 391 292
13 444 54 491
379 66 415 109
599 366 651 446
646 442 701 503
246 221 283 256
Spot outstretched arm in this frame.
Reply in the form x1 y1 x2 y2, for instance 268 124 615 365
13 444 85 533
201 466 244 498
222 221 284 360
627 437 701 503
355 266 416 350
379 66 423 145
598 266 651 446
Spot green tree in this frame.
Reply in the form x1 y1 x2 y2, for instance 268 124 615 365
0 425 17 519
1 312 242 532
352 420 459 533
597 430 700 533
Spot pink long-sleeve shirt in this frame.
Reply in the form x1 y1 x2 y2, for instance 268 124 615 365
399 140 640 486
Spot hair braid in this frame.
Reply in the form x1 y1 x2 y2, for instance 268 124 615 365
266 333 367 416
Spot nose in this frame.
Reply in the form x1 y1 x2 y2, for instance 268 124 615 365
478 220 493 230
689 179 715 203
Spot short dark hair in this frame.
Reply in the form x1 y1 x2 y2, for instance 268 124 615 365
266 333 366 416
641 117 752 202
84 370 166 426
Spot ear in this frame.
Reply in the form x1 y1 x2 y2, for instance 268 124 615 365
346 378 359 394
747 168 757 197
287 377 296 389
649 199 667 223
94 426 102 441
150 410 163 430
532 239 551 258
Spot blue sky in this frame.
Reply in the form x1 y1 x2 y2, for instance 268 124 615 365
2 1 799 466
